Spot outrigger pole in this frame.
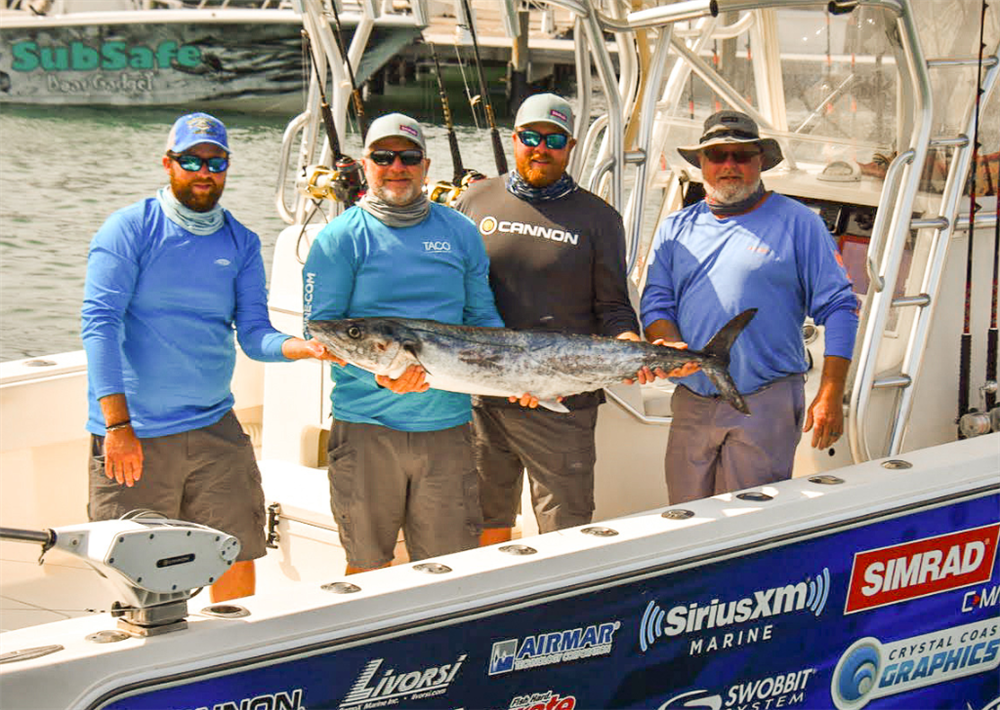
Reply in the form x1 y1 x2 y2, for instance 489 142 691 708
459 0 509 176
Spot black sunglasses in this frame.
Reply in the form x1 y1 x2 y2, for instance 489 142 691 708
702 147 761 164
516 129 570 150
368 149 425 167
169 153 229 173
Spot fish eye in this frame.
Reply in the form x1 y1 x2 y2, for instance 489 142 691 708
347 325 362 339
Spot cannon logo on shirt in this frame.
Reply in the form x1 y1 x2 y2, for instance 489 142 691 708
477 216 579 245
844 523 999 614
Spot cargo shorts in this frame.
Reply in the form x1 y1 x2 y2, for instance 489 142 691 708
473 403 599 534
326 420 481 570
88 410 266 561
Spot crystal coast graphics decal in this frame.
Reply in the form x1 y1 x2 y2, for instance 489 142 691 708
831 619 1000 709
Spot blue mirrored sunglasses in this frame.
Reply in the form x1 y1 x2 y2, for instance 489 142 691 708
516 129 570 150
170 153 229 173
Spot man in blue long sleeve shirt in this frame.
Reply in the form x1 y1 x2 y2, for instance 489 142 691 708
82 113 332 601
640 111 859 504
304 113 504 574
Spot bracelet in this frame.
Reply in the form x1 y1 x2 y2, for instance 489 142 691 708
105 420 132 433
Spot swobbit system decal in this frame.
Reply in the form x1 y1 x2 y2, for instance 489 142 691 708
98 494 998 709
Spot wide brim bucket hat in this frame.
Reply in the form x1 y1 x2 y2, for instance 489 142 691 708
678 110 783 171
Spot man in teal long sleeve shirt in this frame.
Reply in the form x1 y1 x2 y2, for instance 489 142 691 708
304 113 504 574
82 113 332 601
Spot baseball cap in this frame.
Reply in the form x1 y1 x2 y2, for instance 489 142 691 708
514 93 574 136
166 112 229 154
364 113 427 152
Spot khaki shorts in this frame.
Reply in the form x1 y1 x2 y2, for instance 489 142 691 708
326 421 481 569
88 410 266 561
472 403 598 534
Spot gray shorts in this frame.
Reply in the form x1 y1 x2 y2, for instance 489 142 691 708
326 421 481 569
664 376 805 505
88 410 266 561
472 403 598 534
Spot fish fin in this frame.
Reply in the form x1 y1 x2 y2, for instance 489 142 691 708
538 399 570 413
701 308 757 366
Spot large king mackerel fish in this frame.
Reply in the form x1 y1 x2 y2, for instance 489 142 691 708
308 309 756 414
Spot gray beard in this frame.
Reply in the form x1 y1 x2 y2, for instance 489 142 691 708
706 178 761 205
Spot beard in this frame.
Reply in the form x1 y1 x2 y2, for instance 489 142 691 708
705 177 761 205
171 180 223 212
370 179 422 206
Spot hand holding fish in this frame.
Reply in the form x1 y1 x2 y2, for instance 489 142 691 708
376 364 431 394
282 337 346 364
649 340 701 378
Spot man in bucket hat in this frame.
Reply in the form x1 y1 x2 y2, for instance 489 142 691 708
83 113 334 601
640 110 859 504
455 93 671 544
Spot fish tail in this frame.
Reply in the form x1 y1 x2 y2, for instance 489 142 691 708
701 309 757 415
701 308 757 366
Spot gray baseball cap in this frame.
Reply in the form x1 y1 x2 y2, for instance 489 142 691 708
364 112 426 152
514 93 574 136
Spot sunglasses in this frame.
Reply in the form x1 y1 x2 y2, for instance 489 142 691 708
702 147 761 164
368 149 425 167
516 129 570 150
170 153 229 173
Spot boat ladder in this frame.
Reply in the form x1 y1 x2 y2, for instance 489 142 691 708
848 21 999 462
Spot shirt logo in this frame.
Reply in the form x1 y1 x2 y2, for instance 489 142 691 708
423 240 452 253
214 258 231 266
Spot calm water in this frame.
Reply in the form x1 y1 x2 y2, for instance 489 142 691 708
0 95 511 362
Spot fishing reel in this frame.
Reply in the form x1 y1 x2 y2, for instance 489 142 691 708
298 157 366 206
428 170 487 206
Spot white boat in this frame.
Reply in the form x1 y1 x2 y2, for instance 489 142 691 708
0 0 428 112
1 0 998 707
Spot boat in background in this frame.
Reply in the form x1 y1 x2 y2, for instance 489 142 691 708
0 0 427 113
1 0 998 707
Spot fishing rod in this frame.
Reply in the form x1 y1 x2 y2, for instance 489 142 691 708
328 0 368 140
428 40 466 185
299 29 364 206
958 0 990 434
458 0 508 175
988 194 998 411
425 40 486 205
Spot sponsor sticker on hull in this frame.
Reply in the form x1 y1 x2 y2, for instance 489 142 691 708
845 523 999 614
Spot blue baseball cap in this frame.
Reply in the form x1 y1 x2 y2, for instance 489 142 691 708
166 112 230 154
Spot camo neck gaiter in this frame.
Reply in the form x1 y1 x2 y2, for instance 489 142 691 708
705 181 767 217
506 170 578 203
157 186 225 236
357 192 431 228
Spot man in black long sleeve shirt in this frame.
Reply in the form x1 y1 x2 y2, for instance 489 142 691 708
455 93 642 543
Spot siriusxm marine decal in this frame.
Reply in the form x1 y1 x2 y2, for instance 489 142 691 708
506 690 577 710
339 654 466 708
639 568 830 656
963 584 1000 613
488 621 620 675
185 689 303 710
845 523 998 614
657 668 817 710
831 618 1000 709
478 216 580 245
